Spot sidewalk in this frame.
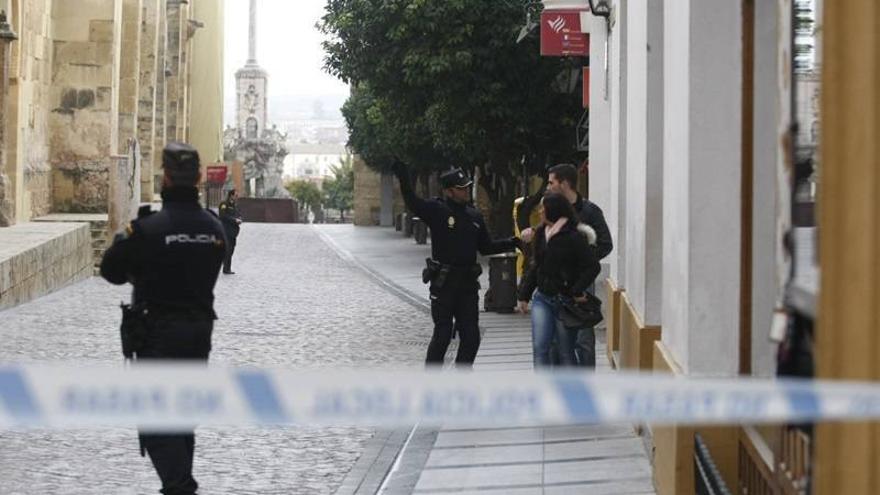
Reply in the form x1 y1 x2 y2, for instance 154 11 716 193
317 225 655 494
0 221 93 310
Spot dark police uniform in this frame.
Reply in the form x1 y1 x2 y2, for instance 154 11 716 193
100 142 226 495
393 164 518 365
218 196 241 273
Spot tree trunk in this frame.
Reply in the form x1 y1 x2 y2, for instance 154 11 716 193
477 163 517 238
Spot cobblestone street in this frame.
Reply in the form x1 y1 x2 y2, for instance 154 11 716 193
0 224 432 494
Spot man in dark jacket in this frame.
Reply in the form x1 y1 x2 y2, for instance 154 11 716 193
531 163 613 368
392 162 520 366
101 142 227 495
218 189 242 274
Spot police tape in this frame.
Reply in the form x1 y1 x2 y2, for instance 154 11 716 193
2 363 880 430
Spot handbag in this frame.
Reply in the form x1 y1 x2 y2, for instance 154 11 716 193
558 292 603 328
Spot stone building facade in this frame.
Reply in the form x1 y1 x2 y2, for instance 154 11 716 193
352 157 403 226
0 0 224 228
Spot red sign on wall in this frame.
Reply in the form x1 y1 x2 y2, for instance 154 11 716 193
540 10 590 57
206 165 228 185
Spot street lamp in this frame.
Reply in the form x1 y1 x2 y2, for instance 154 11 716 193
514 1 544 43
516 13 539 43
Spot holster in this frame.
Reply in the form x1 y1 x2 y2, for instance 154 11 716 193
119 302 149 359
423 258 451 289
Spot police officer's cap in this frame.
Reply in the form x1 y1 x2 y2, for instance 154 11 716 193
162 141 201 184
440 168 473 189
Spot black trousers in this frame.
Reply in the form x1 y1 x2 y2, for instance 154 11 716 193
137 312 213 495
427 280 480 366
223 237 237 273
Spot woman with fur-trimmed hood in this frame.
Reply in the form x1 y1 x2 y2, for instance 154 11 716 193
517 192 601 367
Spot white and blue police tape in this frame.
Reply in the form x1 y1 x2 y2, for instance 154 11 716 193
2 363 880 429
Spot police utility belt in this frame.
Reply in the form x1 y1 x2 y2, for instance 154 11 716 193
422 259 482 289
118 302 215 359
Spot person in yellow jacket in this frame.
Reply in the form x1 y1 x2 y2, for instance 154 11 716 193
513 177 548 277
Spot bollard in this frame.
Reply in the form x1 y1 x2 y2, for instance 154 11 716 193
395 212 403 231
404 213 414 237
413 217 428 244
485 252 518 313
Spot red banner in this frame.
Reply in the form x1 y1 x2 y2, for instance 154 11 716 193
206 165 228 185
540 10 589 57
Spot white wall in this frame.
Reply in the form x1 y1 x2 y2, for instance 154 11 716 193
588 14 612 241
751 0 780 377
662 0 742 376
624 0 663 325
608 0 627 286
687 0 742 375
625 0 646 315
661 0 691 367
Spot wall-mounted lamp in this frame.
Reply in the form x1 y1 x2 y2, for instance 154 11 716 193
516 13 538 43
587 0 611 18
0 10 17 40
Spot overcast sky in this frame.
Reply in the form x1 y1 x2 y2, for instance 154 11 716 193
223 0 349 106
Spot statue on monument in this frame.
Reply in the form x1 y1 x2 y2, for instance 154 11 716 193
222 0 290 199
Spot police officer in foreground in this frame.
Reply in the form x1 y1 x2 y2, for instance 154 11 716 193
101 142 227 495
392 163 520 367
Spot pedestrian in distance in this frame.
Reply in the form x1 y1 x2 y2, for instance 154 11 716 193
517 193 601 367
392 162 522 367
218 189 242 274
521 164 612 368
100 141 227 495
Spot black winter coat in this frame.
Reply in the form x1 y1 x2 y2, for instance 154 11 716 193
101 186 227 315
572 195 613 260
517 220 601 301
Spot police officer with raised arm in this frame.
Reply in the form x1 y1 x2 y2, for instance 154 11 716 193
392 162 520 367
100 142 227 495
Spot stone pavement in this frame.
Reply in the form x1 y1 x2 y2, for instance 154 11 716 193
0 224 432 495
316 225 655 494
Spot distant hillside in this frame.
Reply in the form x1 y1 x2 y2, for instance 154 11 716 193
224 93 348 127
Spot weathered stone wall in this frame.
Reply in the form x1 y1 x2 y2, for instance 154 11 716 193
117 0 142 153
353 156 403 226
164 0 182 142
0 0 223 220
108 139 140 234
0 221 92 310
189 0 224 163
137 0 160 200
7 0 54 221
0 13 13 227
152 0 167 196
49 0 121 213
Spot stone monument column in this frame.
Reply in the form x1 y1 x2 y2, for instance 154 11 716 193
0 10 17 227
248 0 257 64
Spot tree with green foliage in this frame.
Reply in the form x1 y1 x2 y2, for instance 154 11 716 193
286 180 323 222
320 0 584 235
323 157 354 222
